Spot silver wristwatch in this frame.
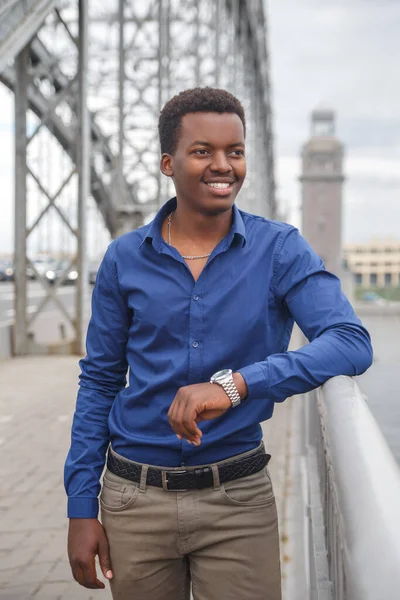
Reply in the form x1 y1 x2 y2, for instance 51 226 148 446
210 368 241 408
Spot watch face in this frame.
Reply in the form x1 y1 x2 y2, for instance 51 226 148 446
214 369 231 381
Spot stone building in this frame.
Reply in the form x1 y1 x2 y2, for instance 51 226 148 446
343 240 400 288
300 109 345 277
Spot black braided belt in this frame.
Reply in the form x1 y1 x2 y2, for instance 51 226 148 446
107 446 271 492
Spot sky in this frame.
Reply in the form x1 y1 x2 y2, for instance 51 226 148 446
268 0 400 241
0 0 399 253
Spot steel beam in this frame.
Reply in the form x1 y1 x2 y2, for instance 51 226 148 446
13 44 29 355
0 0 56 73
118 0 125 163
74 0 90 354
4 0 276 354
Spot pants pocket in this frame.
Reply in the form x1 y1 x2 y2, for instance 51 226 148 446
100 469 140 512
220 467 275 507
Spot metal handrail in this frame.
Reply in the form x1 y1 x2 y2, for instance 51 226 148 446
315 376 400 600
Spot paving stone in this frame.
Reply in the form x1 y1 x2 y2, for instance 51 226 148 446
0 584 39 599
60 581 111 599
32 534 68 565
0 546 38 570
31 581 70 599
45 560 73 583
0 567 20 586
0 355 296 600
0 496 21 512
0 533 26 552
4 562 54 587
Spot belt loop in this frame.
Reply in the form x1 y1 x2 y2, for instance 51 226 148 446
139 465 148 492
211 464 220 491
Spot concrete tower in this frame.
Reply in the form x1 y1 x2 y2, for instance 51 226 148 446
300 109 345 277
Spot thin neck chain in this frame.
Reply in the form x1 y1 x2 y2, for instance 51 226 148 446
167 211 212 260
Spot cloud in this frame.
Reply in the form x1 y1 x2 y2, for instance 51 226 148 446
1 3 399 251
269 0 400 242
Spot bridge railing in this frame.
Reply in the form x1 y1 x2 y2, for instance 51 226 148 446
304 376 400 600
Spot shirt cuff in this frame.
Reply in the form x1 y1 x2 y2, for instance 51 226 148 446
237 362 269 400
68 497 99 519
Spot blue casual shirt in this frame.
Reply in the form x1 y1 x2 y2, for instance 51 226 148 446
64 197 373 518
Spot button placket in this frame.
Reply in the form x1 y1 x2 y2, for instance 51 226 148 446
188 284 204 383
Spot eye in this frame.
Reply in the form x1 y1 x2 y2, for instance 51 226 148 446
229 149 245 157
193 149 210 155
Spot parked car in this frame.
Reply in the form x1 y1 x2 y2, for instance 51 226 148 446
44 260 99 285
0 260 14 282
360 291 388 306
45 261 78 285
28 257 59 280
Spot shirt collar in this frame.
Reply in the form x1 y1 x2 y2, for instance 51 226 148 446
139 197 247 251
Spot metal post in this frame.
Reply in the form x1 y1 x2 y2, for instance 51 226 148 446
75 0 90 354
157 0 165 205
232 0 239 95
14 44 29 356
165 1 171 101
116 0 126 208
195 1 200 86
215 0 220 87
158 0 170 206
118 0 125 163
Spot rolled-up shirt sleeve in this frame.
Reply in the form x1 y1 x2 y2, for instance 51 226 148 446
64 243 130 518
238 227 373 401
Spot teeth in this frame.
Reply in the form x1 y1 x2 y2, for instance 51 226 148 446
207 182 230 189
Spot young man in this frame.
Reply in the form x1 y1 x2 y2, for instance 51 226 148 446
65 87 373 599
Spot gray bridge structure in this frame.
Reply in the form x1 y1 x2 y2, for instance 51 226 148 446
1 2 400 600
1 0 275 356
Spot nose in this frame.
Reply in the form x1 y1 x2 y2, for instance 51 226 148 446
209 151 232 173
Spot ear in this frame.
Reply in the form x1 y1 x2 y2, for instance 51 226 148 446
160 153 174 177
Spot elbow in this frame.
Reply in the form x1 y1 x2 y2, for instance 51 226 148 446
79 356 127 396
329 323 373 377
353 329 374 376
355 344 373 376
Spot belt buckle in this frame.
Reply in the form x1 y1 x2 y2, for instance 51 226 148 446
161 469 188 492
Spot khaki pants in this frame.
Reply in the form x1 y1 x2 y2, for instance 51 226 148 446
100 445 281 600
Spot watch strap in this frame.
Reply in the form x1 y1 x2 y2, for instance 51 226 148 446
211 373 241 408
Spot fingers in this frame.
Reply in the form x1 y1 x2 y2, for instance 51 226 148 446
179 400 202 442
72 558 105 589
98 532 113 581
68 518 111 590
168 384 230 444
168 390 202 444
171 402 201 444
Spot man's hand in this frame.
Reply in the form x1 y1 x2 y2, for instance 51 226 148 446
68 518 113 589
168 373 247 445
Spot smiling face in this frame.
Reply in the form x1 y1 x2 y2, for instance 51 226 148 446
160 111 246 215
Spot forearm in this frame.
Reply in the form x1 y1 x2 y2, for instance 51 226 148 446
64 244 130 518
65 356 127 518
238 323 373 402
64 388 115 518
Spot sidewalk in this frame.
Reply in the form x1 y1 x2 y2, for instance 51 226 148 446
0 356 295 600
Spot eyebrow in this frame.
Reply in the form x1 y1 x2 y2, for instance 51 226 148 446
190 140 245 148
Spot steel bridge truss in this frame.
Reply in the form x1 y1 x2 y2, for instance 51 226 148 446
0 0 275 355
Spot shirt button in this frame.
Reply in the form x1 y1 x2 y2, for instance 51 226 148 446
193 295 199 301
192 341 199 348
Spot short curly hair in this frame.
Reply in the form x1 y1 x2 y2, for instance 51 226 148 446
158 87 246 155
